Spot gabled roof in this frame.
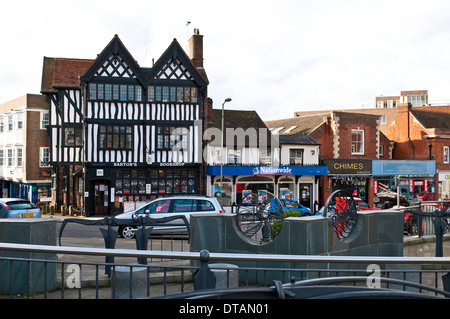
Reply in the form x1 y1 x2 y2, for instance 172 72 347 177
277 134 320 145
209 109 273 146
265 114 327 136
41 57 94 93
41 36 208 94
146 38 209 86
411 110 450 131
80 35 147 86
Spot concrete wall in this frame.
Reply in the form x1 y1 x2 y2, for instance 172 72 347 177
190 210 404 283
0 219 57 294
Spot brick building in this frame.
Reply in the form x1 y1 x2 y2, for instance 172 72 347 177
295 89 450 201
266 111 392 206
0 94 51 202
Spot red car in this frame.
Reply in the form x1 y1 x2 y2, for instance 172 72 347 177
354 198 380 211
417 193 434 201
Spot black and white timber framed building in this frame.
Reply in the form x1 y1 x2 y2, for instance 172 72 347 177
41 31 210 216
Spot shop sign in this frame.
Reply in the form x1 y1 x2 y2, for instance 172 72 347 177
372 160 436 176
114 162 139 167
40 170 51 177
326 159 372 175
252 166 293 176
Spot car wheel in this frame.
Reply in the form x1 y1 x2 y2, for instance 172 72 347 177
119 225 136 239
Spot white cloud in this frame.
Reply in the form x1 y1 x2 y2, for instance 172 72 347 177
2 0 450 119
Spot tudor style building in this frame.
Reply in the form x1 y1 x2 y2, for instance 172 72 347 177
41 31 210 216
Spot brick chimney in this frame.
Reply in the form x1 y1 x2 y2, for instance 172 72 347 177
189 29 203 69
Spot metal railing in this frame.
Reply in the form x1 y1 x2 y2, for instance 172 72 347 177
2 242 450 299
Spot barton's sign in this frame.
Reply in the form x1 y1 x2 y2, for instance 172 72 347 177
325 159 372 175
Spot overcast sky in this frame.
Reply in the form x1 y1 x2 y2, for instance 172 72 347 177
2 0 450 120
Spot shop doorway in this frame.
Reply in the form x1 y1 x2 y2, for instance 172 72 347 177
299 183 312 210
94 181 110 215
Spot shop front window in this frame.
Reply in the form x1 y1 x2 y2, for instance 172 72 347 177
148 168 197 195
214 180 232 206
236 181 274 205
278 182 294 200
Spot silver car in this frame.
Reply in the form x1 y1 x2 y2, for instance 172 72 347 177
115 195 224 239
0 198 41 218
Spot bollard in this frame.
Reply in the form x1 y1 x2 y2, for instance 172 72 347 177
112 266 147 299
209 263 239 289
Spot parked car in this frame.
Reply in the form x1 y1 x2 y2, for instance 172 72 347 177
0 198 41 218
374 192 410 209
417 192 434 201
214 187 226 198
353 198 380 211
115 196 224 239
260 199 312 217
316 197 378 216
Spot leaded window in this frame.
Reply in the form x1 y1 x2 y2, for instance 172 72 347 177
147 86 198 103
64 127 83 147
157 126 189 150
99 125 133 150
88 83 142 102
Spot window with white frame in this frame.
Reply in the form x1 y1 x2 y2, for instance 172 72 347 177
16 148 22 167
0 149 4 166
16 113 23 130
41 112 49 129
289 149 304 165
444 146 449 164
260 148 272 165
351 130 364 155
7 149 14 167
40 147 50 167
227 148 241 164
7 116 13 131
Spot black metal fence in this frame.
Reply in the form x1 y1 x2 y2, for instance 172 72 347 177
1 243 450 299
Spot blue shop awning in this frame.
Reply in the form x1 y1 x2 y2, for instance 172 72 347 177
207 165 327 176
372 160 436 176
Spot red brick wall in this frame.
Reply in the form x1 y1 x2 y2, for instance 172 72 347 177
24 110 50 181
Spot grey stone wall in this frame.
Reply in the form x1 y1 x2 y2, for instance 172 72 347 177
0 218 57 294
190 211 404 284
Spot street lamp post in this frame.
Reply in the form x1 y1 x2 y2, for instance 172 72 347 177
220 98 232 204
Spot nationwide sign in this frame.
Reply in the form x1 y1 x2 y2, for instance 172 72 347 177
252 166 293 176
207 165 327 176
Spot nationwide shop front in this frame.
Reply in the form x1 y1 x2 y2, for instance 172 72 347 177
207 165 327 213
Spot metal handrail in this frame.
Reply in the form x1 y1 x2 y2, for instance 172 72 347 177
2 242 450 265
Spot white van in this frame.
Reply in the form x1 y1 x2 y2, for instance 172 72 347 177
115 196 224 239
